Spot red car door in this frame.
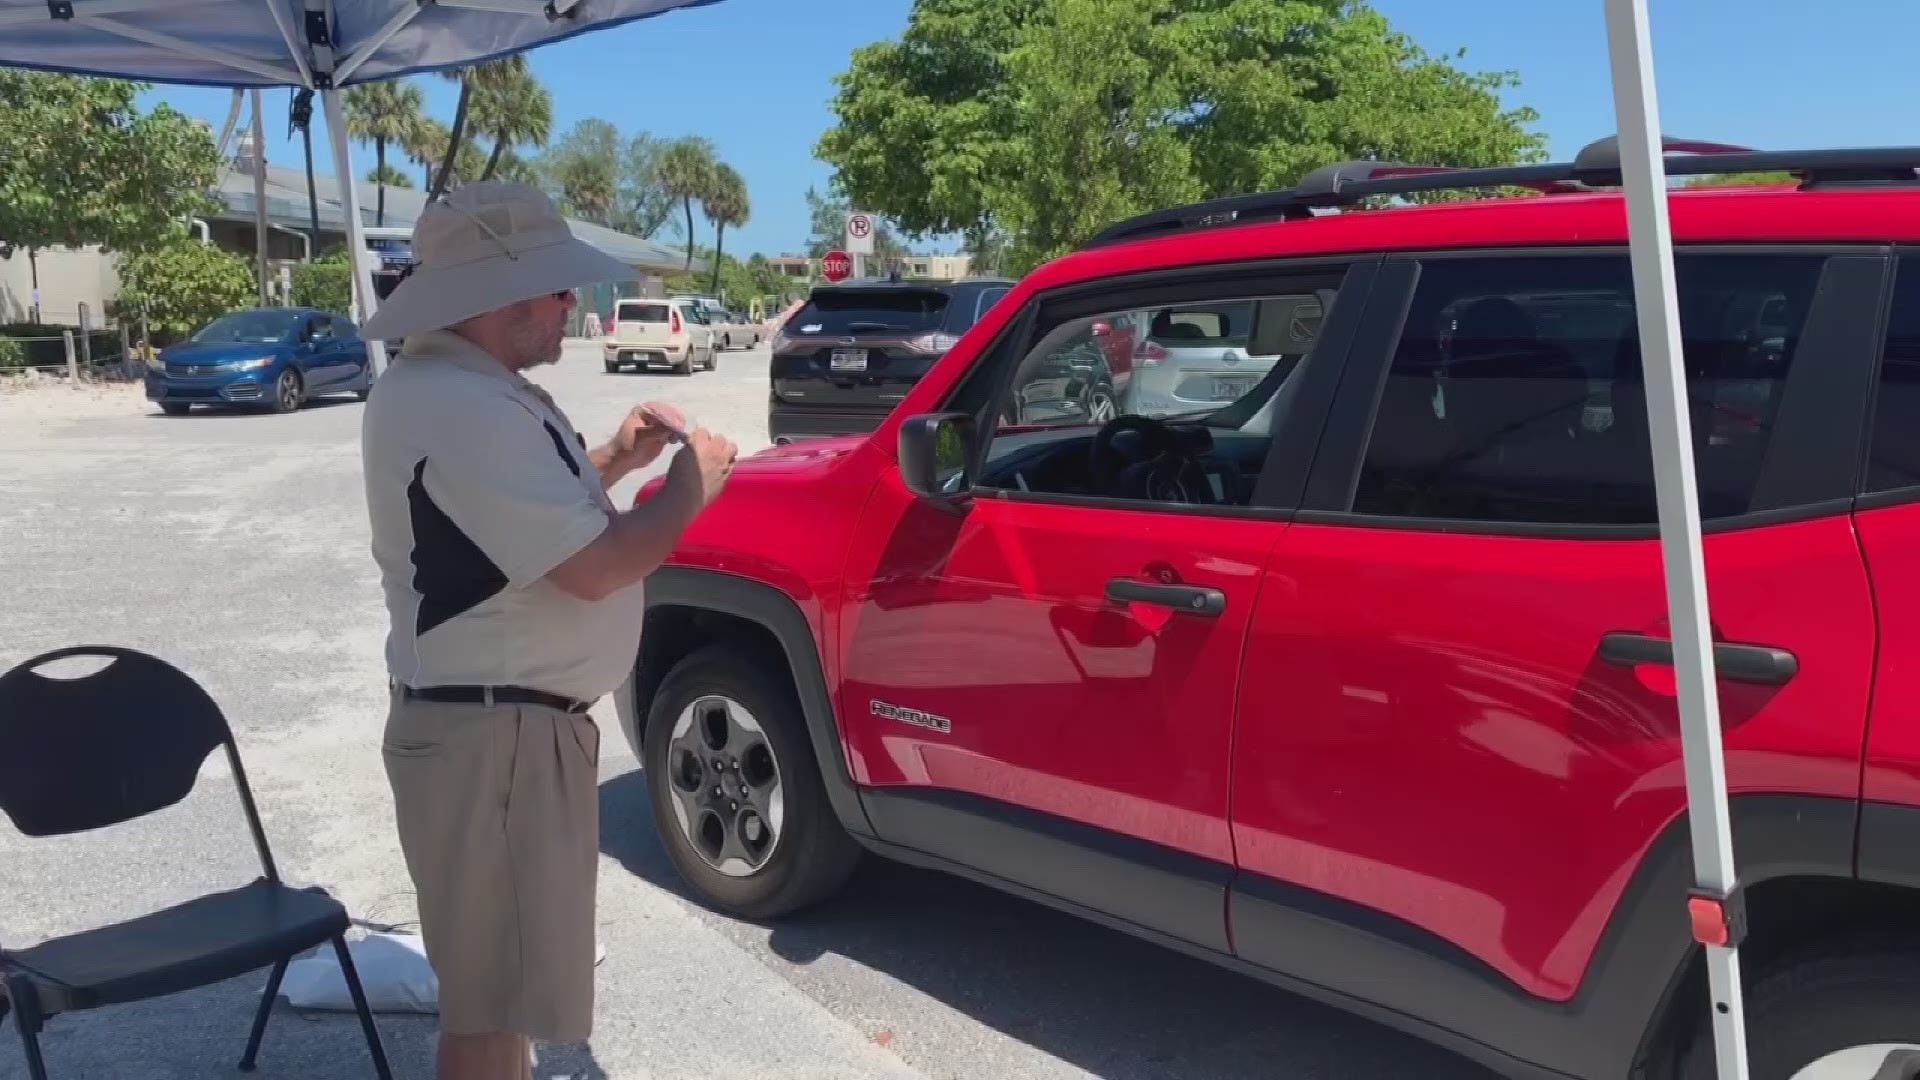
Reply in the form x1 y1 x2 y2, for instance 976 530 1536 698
837 264 1362 951
1224 250 1881 1069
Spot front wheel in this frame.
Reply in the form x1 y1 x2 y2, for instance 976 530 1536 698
270 370 301 413
642 644 861 919
1678 937 1920 1080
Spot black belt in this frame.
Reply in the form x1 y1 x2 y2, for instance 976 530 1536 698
396 683 593 714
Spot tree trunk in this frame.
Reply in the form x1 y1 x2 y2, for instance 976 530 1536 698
711 223 725 295
430 80 471 202
482 137 508 182
375 139 388 227
682 197 695 274
27 246 39 324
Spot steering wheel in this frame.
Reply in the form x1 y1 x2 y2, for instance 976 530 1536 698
1087 414 1218 504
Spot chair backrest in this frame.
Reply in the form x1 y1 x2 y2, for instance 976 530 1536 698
0 646 246 842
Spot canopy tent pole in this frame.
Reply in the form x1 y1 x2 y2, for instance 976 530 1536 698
1600 2 1748 1079
322 88 388 375
250 88 271 304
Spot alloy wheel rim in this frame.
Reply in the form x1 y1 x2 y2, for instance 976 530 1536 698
664 694 785 877
1089 391 1117 423
279 374 298 410
1789 1044 1920 1080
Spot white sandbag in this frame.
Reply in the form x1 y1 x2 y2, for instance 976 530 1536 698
282 931 439 1014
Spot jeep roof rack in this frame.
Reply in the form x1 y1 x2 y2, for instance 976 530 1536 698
1083 136 1920 248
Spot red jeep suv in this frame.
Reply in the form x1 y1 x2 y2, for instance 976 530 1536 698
622 139 1920 1080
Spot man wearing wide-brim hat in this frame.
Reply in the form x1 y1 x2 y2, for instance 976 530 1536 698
360 182 735 1080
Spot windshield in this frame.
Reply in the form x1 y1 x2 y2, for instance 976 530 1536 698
792 290 951 335
191 310 294 345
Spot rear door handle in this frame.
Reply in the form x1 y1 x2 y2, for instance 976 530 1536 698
1105 579 1226 617
1598 633 1799 686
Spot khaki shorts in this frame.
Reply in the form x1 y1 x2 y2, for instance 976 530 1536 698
381 691 601 1042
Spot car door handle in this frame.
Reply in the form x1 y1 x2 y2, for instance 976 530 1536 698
1598 633 1799 686
1105 579 1226 617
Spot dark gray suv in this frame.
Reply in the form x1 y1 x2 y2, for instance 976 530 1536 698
767 276 1014 443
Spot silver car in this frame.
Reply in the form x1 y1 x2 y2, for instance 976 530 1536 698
1125 295 1325 415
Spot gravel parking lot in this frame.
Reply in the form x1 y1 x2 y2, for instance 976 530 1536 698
0 341 1484 1080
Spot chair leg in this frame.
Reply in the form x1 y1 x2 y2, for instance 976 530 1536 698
330 936 393 1080
4 975 50 1080
17 1025 49 1080
237 956 289 1071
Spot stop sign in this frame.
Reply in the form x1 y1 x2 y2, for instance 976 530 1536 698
820 249 853 283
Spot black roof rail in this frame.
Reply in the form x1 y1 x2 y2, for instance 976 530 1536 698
1082 138 1920 249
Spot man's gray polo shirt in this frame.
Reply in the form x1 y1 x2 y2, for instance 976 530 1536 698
361 330 645 704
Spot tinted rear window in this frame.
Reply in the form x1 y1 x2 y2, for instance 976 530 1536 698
792 291 951 335
617 302 670 322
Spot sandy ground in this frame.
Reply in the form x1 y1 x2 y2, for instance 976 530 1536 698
0 343 1477 1080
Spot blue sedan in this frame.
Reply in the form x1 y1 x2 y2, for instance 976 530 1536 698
145 307 373 415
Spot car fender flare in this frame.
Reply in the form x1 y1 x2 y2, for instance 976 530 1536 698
631 565 876 839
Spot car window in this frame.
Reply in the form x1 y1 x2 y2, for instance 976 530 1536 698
970 279 1342 510
974 287 1010 323
618 302 670 323
329 316 356 341
1351 253 1825 526
306 316 334 342
192 310 295 344
1864 255 1920 494
792 290 950 335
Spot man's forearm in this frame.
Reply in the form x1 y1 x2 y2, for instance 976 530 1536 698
545 476 703 601
588 441 630 489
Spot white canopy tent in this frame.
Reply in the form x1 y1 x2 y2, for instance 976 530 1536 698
0 2 1795 1077
0 0 723 372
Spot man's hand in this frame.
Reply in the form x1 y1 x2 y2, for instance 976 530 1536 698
667 428 738 506
591 401 685 484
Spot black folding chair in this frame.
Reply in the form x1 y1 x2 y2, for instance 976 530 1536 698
0 646 392 1080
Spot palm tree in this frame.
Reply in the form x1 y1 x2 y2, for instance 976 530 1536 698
403 117 449 190
656 136 716 275
429 55 527 202
343 81 424 226
554 154 616 223
364 163 414 189
702 163 749 296
471 65 553 182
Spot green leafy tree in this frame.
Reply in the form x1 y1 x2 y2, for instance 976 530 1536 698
703 163 749 295
818 0 1546 272
535 119 621 225
618 133 679 238
115 238 256 338
0 72 223 320
657 136 718 274
290 246 352 315
1681 171 1796 188
344 80 424 226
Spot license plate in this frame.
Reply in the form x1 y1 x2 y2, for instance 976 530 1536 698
1211 376 1254 399
829 349 868 372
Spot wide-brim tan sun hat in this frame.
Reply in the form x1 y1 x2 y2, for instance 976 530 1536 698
362 181 640 341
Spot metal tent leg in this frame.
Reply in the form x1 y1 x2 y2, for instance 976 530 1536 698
1600 2 1749 1079
320 88 388 376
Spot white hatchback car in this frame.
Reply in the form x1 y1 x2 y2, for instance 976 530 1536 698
603 297 717 375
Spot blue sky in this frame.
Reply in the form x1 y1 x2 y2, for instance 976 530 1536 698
139 0 1919 260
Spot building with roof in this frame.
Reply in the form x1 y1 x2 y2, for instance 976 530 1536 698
0 147 703 330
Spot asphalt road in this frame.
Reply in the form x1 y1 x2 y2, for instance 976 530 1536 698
0 342 1488 1080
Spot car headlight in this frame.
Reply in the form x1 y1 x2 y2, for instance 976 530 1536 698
232 356 276 371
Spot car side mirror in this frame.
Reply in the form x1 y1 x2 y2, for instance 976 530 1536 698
899 411 976 505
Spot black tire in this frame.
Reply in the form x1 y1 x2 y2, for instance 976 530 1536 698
270 370 301 413
642 643 861 919
704 347 718 372
1086 380 1117 424
159 402 191 416
1677 935 1920 1080
676 354 693 376
605 357 622 374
